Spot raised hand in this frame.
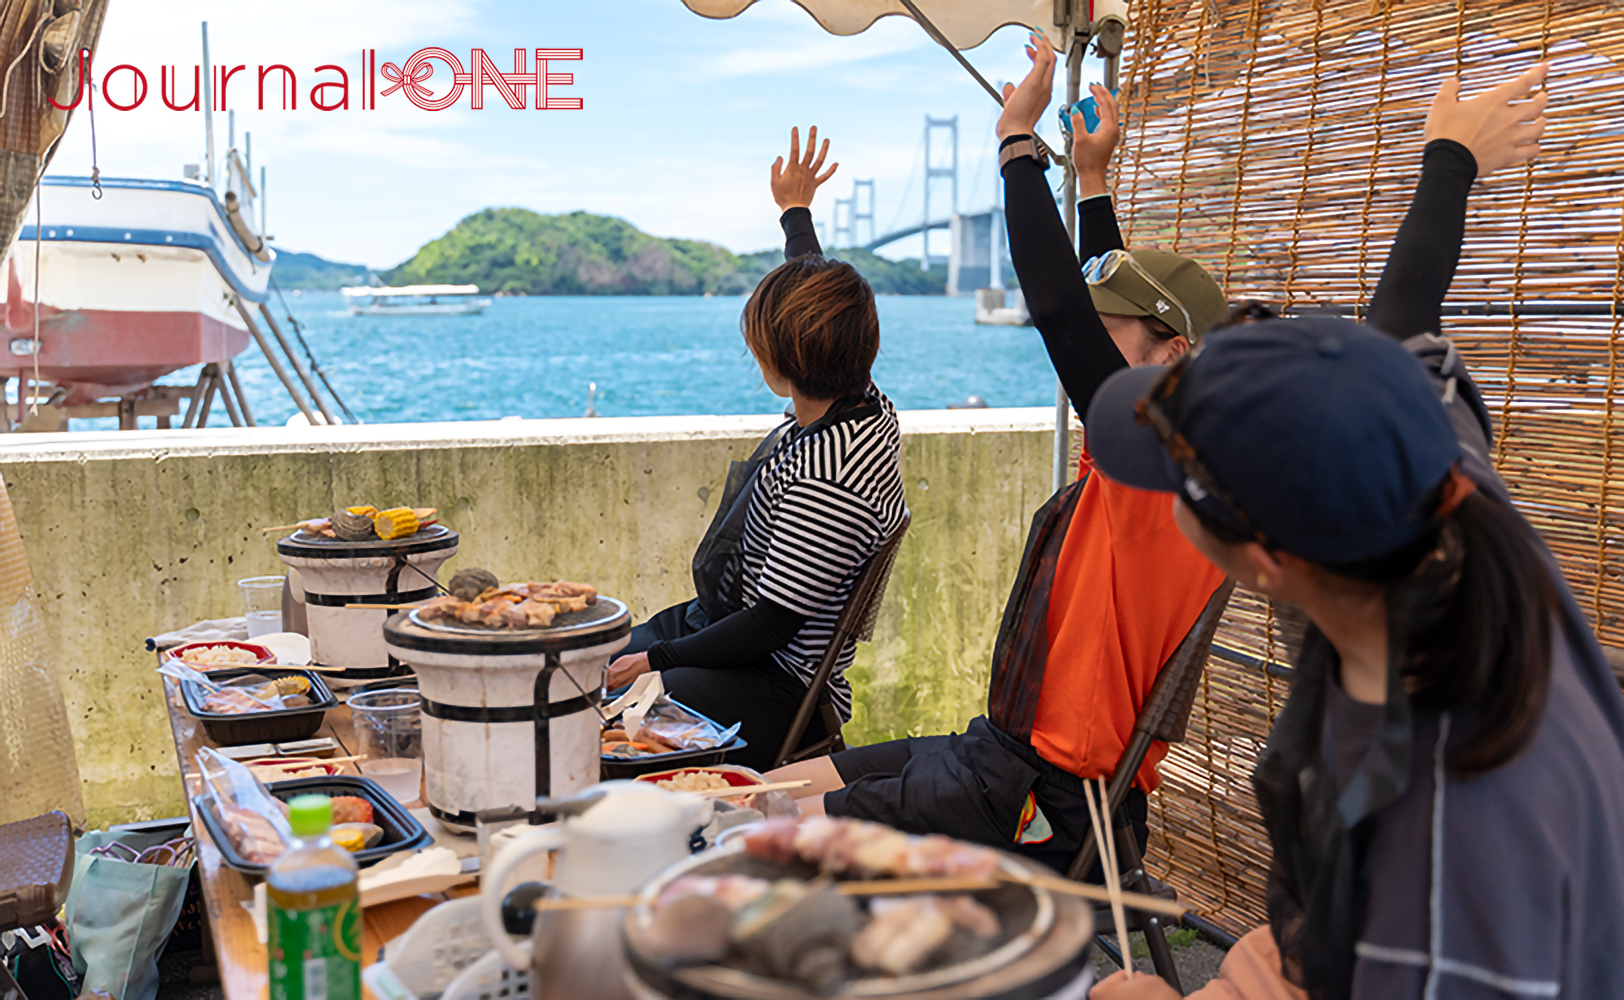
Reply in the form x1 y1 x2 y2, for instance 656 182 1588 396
996 26 1057 141
1424 62 1548 179
771 126 838 212
1072 84 1121 198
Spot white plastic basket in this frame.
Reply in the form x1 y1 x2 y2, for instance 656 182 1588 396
441 948 532 1000
379 896 495 998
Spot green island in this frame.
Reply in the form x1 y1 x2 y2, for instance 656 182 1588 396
276 208 946 295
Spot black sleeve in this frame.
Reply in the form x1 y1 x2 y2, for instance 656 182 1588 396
1077 194 1125 263
782 207 822 260
1001 135 1129 413
646 598 807 671
1365 139 1478 339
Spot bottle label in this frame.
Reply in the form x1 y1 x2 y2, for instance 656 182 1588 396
269 899 362 1000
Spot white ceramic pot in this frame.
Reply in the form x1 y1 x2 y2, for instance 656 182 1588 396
277 525 458 679
383 597 630 832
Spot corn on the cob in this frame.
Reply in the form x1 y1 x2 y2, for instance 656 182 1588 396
372 507 420 540
346 505 378 517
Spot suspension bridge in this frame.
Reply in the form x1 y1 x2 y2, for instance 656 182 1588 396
825 114 1012 297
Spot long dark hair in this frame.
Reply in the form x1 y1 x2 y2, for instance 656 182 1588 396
1191 481 1558 773
1380 490 1558 772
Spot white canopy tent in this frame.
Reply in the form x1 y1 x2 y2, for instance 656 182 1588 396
680 0 1064 50
678 0 1129 490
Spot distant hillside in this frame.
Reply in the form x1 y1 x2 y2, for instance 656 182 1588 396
272 249 373 290
383 208 945 296
737 247 946 296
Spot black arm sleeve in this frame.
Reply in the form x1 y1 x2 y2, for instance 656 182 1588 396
782 207 822 259
1077 194 1125 263
1001 136 1129 413
1365 139 1478 339
646 598 807 671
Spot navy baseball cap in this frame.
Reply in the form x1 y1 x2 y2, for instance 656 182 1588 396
1085 316 1462 566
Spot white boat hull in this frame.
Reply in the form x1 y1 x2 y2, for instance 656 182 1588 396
2 177 273 401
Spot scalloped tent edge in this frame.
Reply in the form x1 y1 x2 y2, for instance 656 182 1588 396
678 0 1065 51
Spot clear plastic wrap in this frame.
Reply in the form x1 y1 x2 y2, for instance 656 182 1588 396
602 673 741 758
195 746 293 864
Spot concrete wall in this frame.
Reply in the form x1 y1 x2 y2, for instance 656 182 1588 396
0 409 1055 826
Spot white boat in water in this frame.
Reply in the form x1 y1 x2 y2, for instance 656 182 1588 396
342 284 492 316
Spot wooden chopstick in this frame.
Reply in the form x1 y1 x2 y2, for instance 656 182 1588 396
252 754 362 771
1084 778 1134 977
344 603 422 610
693 779 811 799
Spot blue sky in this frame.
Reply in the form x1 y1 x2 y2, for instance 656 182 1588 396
48 0 1099 269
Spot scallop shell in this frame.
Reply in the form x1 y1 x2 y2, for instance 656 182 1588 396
332 509 376 541
449 567 499 601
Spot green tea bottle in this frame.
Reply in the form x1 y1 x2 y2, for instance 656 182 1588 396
268 795 362 1000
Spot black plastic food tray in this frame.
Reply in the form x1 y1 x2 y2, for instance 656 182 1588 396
180 668 336 746
193 775 432 876
600 700 748 780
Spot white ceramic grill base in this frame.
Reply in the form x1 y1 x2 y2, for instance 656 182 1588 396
391 636 627 832
280 548 456 670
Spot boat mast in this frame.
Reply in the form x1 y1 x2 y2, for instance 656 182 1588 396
201 22 215 189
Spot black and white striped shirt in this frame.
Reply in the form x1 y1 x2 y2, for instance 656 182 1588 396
738 384 907 719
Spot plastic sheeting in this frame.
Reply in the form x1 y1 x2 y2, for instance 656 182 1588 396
678 0 1062 50
0 475 84 824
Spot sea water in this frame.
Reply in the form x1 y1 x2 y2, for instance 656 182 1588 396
80 293 1061 429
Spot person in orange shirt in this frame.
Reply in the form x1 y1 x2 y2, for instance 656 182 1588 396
768 30 1229 875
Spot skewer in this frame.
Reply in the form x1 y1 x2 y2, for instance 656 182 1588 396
693 779 811 799
344 603 423 610
527 874 1187 916
260 523 305 535
1085 777 1133 977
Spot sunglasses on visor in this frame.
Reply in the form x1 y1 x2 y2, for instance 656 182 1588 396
1133 353 1269 547
1082 249 1195 340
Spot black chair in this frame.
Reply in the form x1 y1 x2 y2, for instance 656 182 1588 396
1065 579 1237 993
772 513 912 770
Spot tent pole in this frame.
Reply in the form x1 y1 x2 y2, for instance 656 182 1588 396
1053 27 1085 493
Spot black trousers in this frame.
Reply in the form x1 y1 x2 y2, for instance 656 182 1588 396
624 599 828 773
824 716 1148 878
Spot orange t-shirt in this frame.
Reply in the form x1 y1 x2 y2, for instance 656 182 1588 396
1029 445 1227 793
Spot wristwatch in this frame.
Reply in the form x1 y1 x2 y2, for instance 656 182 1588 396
999 137 1042 169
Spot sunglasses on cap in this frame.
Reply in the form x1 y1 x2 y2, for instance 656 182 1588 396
1133 352 1269 547
1083 249 1195 340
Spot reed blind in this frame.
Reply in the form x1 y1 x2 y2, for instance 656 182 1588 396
1109 0 1624 934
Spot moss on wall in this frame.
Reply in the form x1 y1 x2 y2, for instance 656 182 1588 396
1 414 1051 825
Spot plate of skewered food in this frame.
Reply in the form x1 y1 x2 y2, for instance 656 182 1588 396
623 816 1091 999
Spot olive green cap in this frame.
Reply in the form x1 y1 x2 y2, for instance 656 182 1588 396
288 794 332 838
1087 248 1228 341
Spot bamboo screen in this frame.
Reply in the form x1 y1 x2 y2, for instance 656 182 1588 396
1107 0 1624 935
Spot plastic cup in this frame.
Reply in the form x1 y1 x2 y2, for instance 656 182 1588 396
238 576 285 638
349 689 423 804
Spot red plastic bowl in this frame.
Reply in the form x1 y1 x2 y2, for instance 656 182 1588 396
165 641 276 671
635 766 761 789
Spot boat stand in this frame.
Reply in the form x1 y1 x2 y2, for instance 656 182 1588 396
181 361 256 429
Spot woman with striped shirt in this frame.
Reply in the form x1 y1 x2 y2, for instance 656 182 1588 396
606 128 907 771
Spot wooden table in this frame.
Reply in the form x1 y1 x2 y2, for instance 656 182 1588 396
161 678 475 1000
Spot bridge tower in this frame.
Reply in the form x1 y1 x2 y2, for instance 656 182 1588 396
832 179 875 248
922 115 958 271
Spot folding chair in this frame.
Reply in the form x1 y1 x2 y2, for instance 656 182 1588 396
772 513 912 770
1065 579 1237 993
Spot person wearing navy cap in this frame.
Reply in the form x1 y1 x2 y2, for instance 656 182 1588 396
1089 66 1624 1000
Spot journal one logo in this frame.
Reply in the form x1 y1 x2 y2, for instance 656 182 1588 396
52 47 583 112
